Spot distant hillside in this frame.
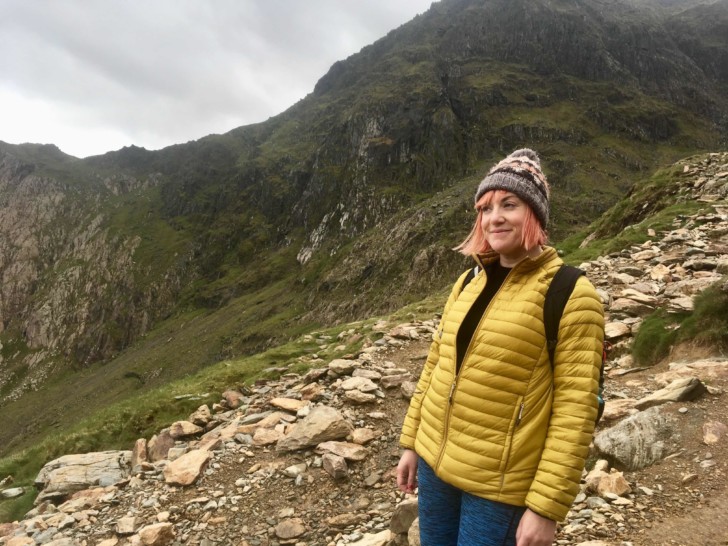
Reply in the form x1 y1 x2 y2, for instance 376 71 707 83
1 0 727 455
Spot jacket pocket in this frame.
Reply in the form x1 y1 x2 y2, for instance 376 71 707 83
498 395 524 476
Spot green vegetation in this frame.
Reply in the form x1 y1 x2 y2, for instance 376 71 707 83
630 278 728 367
557 162 712 264
678 280 728 352
631 311 683 366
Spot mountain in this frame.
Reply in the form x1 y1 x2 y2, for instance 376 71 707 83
2 150 728 539
1 0 727 455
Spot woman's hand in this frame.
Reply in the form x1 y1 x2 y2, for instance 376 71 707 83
516 508 557 546
396 449 418 493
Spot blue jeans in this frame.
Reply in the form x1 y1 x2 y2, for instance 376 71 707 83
417 457 525 546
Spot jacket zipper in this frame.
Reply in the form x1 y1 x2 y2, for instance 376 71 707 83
515 402 525 426
433 264 517 473
500 397 525 489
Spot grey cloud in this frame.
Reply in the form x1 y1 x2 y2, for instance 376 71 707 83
0 0 434 157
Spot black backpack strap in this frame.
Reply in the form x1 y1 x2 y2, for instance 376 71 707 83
545 265 585 367
457 266 479 297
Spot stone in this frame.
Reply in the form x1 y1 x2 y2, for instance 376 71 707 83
58 486 111 512
322 453 348 479
635 377 707 410
275 517 306 539
654 359 728 385
601 399 639 423
400 381 417 399
604 322 630 340
270 397 309 412
277 405 353 452
354 530 392 546
0 487 24 499
619 288 658 305
138 522 175 545
131 438 148 470
283 463 307 478
351 428 379 445
363 470 382 487
684 257 718 270
44 539 78 546
317 441 368 461
5 538 35 546
352 368 382 381
650 264 672 282
340 376 378 392
408 518 421 546
168 420 203 438
594 407 679 470
663 276 720 297
345 389 377 404
597 471 632 497
327 513 363 528
390 325 418 339
328 359 357 376
238 410 273 426
299 382 325 401
632 249 659 261
189 405 212 426
221 389 245 409
608 272 636 285
667 296 694 312
242 411 288 432
34 451 132 504
390 498 418 534
116 516 138 535
167 446 188 461
162 449 211 486
147 430 175 462
703 421 728 445
253 427 284 446
610 298 654 317
380 373 412 389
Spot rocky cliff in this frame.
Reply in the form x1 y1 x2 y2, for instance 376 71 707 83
0 146 193 404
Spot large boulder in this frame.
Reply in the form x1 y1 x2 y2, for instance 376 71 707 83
593 407 680 470
276 405 353 452
162 449 210 486
34 451 131 504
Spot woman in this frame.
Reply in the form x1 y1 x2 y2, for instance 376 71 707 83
397 149 604 546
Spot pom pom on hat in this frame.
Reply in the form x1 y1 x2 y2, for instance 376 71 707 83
474 148 550 227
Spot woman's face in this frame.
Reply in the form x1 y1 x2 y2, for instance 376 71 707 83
480 191 531 267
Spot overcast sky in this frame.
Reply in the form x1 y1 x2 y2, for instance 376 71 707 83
0 1 434 159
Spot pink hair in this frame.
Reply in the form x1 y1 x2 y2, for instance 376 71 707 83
455 190 547 256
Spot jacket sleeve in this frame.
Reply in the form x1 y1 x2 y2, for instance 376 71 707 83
525 275 605 521
399 270 470 450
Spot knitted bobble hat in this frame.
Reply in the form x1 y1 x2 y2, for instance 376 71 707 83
474 148 550 228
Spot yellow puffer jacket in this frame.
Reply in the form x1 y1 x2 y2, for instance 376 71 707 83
400 247 604 522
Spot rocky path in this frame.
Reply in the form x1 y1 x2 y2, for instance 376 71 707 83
1 152 728 546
